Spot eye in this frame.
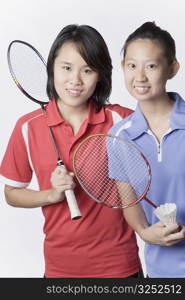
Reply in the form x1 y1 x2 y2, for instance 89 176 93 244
62 66 71 71
147 64 157 70
127 63 136 69
84 68 93 74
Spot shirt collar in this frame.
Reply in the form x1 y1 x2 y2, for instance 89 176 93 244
126 92 185 140
125 105 149 139
45 99 106 126
87 100 106 124
45 99 64 126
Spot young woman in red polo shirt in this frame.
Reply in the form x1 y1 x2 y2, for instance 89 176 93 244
0 24 143 278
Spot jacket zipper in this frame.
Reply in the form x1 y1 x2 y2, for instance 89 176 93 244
147 129 172 162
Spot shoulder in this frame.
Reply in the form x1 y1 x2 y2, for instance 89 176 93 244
170 92 185 110
105 104 133 118
108 113 133 136
15 108 44 129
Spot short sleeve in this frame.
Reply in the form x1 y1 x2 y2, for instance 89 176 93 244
0 119 32 187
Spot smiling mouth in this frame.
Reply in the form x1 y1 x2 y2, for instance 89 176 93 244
134 86 150 93
67 89 82 96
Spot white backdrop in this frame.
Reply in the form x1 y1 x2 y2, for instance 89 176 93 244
1 0 185 277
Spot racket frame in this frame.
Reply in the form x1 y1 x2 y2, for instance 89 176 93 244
7 40 49 106
73 133 156 209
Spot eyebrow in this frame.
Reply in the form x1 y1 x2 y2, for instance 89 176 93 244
59 61 92 69
59 61 90 67
125 57 160 62
60 61 72 65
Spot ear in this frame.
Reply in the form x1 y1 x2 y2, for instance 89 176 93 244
168 60 180 79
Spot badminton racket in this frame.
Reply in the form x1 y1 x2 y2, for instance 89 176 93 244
7 40 82 220
73 133 157 209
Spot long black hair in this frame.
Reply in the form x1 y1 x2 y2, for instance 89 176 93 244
47 24 112 111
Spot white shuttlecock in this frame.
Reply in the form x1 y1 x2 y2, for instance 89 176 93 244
154 203 177 225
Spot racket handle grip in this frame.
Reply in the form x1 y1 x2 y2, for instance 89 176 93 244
57 161 82 219
65 189 82 220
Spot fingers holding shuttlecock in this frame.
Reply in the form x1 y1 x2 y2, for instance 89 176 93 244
154 203 177 226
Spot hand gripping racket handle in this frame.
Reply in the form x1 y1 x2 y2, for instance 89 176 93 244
57 162 82 220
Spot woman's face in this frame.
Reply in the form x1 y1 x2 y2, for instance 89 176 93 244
53 42 99 108
122 39 173 104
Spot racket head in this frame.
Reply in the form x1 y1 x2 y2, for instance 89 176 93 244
73 133 152 209
7 40 48 106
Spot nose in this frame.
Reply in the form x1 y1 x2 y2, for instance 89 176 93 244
135 67 147 82
69 70 82 86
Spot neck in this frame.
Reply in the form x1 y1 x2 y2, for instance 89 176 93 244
139 93 174 143
56 100 89 135
57 100 88 122
139 93 174 118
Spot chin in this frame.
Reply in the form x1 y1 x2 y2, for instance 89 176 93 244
132 92 151 101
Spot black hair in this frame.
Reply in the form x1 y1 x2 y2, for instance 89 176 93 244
46 24 112 111
122 22 176 64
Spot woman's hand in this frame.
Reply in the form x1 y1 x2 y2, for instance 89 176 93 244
140 222 185 246
48 166 76 204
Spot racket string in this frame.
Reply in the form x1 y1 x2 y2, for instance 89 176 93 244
73 135 150 208
9 42 48 102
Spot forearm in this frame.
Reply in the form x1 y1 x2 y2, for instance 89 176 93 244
123 203 149 237
123 203 185 246
123 204 162 244
4 185 65 208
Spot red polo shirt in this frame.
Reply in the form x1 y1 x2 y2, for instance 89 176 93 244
0 99 141 277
